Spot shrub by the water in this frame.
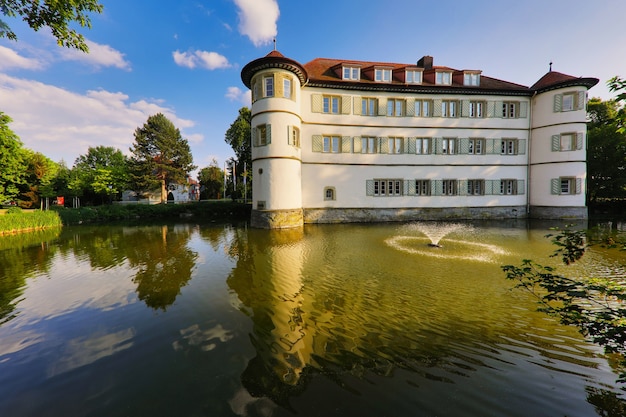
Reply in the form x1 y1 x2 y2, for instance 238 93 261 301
0 209 63 235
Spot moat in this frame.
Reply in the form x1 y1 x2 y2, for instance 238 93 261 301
0 219 624 416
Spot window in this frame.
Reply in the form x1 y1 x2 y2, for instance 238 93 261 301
552 177 580 195
388 137 403 154
323 95 341 114
361 137 377 154
361 98 378 116
552 133 581 152
406 70 422 84
467 179 485 195
289 126 300 147
436 71 452 85
415 100 432 117
283 78 292 99
255 124 269 146
442 179 457 196
415 180 431 196
324 187 336 201
343 66 360 80
562 93 576 111
415 138 431 154
464 72 480 86
501 139 517 155
323 136 341 153
374 179 402 196
560 133 575 151
469 101 484 118
387 99 405 117
442 138 456 154
442 100 458 118
375 68 392 82
502 102 518 118
264 76 274 97
561 177 575 194
500 179 518 195
468 138 484 155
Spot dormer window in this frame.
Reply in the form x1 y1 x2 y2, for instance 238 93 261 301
342 66 360 80
405 69 423 84
375 68 392 83
464 72 480 86
435 71 452 85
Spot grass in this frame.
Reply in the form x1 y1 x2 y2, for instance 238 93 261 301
0 207 63 235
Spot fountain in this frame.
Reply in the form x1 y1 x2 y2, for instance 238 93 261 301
384 222 508 262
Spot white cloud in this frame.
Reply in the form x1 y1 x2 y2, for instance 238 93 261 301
233 0 279 47
0 45 45 70
225 86 251 106
173 50 231 70
59 40 131 70
0 74 196 164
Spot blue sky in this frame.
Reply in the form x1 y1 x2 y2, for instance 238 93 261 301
1 0 625 175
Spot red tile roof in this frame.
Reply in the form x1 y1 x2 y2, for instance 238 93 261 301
531 71 598 92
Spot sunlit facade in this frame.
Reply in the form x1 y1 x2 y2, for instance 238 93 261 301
241 51 598 229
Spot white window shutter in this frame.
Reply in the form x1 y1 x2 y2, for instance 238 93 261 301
252 127 257 147
342 136 351 153
517 139 526 154
274 74 283 97
353 137 362 153
266 124 271 144
378 98 387 116
459 138 470 154
353 97 362 115
493 101 503 118
405 99 415 116
366 180 375 196
486 101 496 118
312 135 323 152
379 137 389 153
519 102 528 118
341 96 351 114
461 100 470 117
517 179 525 195
311 94 322 113
286 126 292 145
432 99 442 117
407 137 416 154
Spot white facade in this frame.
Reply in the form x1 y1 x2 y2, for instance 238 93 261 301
241 52 598 229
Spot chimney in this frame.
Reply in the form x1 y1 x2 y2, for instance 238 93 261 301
417 55 433 69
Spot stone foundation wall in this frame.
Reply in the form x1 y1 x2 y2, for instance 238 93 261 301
303 206 528 224
251 208 304 229
529 206 588 220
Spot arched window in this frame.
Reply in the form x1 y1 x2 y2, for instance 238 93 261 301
324 187 335 201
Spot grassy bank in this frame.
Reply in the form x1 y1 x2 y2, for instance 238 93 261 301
0 207 63 235
51 201 252 225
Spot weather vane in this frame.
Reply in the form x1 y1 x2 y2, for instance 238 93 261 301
549 61 553 72
273 38 277 51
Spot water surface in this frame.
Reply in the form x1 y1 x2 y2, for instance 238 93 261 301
0 220 624 416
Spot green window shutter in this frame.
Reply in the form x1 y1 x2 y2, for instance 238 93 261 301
341 96 351 114
458 179 468 196
353 97 362 115
485 139 496 154
484 180 494 195
274 74 283 97
312 135 323 152
459 138 470 154
432 99 442 117
577 91 586 110
353 136 362 153
519 102 528 118
342 136 352 153
433 179 443 196
252 127 257 147
405 99 415 116
517 179 525 195
576 178 582 194
378 98 387 116
379 137 389 153
366 180 375 196
403 180 410 195
576 133 584 150
407 179 416 196
551 178 560 195
286 126 292 145
407 137 416 154
553 94 563 112
461 100 470 117
311 94 322 113
433 137 442 154
493 101 503 118
517 139 526 155
551 135 560 152
266 124 271 144
486 101 496 118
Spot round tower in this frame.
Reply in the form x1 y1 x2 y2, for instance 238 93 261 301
241 51 308 229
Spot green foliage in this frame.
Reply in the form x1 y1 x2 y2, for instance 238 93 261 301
198 159 224 199
0 209 62 234
129 113 196 203
0 112 28 203
0 0 104 51
608 76 626 134
502 227 626 384
71 146 129 204
225 107 251 189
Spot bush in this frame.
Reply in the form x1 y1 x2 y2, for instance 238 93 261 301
0 209 62 234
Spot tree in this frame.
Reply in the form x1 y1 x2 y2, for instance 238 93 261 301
502 227 626 384
0 0 103 52
586 98 626 203
224 107 251 189
608 76 626 133
0 112 28 204
129 113 196 204
197 159 224 200
72 146 129 205
21 150 58 208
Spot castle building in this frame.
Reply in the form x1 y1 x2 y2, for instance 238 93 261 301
241 51 598 229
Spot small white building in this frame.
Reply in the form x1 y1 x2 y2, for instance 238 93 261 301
241 51 598 229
